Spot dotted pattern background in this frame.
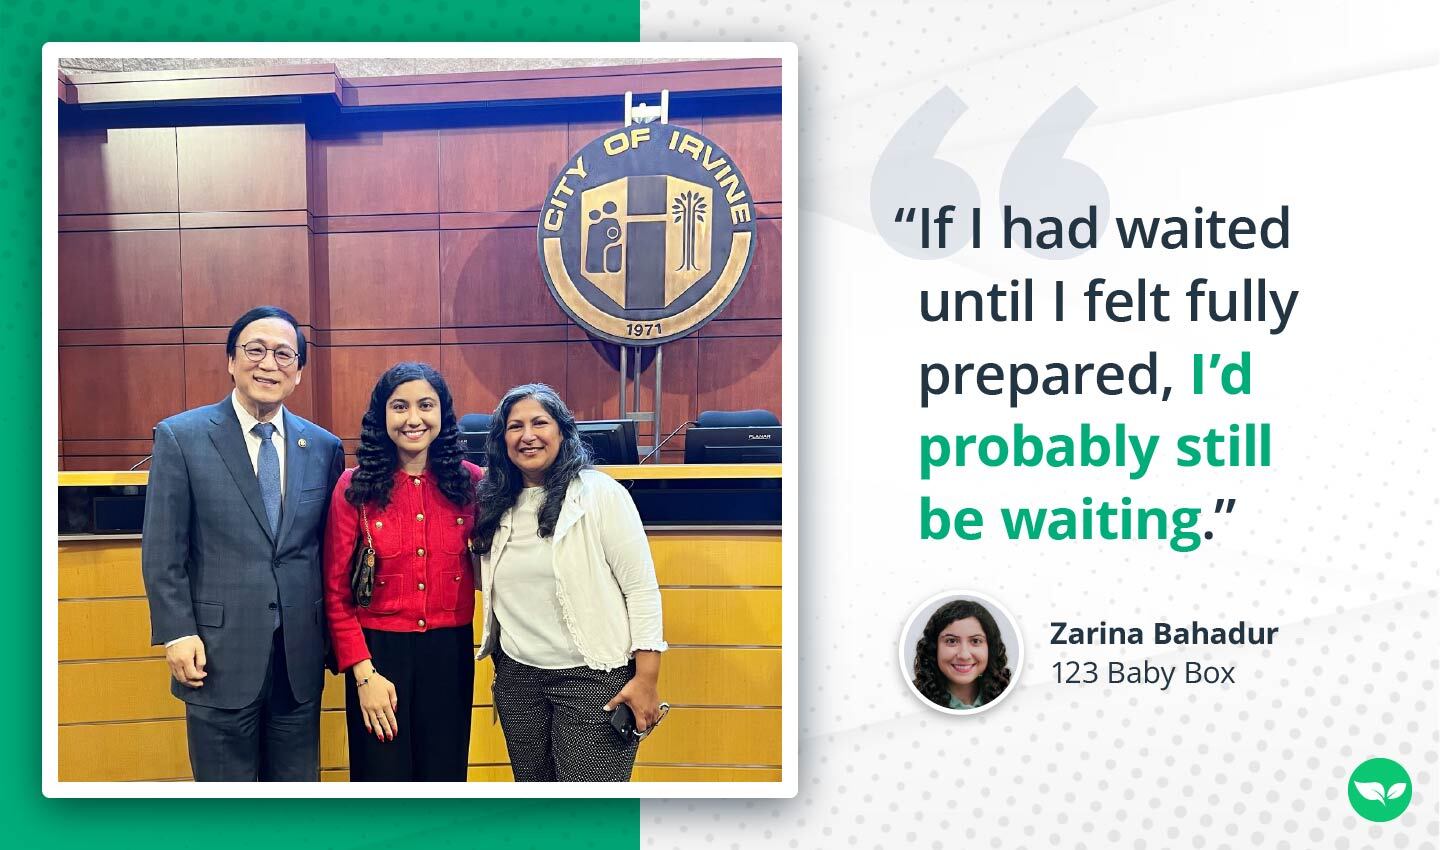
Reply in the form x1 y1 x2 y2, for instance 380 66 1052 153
644 1 1439 847
12 0 643 844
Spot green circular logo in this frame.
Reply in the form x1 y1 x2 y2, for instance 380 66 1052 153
1347 757 1412 822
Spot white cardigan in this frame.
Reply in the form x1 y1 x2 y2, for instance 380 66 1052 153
475 469 667 671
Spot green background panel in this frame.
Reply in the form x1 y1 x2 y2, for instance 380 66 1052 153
6 1 640 844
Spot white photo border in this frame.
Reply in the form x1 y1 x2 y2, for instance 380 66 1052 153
41 40 799 801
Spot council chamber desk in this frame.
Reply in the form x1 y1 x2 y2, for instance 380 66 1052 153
56 465 781 782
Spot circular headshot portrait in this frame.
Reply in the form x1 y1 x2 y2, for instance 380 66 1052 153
899 591 1024 715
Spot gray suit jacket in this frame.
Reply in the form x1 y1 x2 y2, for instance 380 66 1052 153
142 397 344 710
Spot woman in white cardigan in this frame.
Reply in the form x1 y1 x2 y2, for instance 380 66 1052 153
471 383 666 781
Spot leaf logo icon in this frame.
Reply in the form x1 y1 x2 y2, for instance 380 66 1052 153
1354 781 1387 804
1348 758 1412 822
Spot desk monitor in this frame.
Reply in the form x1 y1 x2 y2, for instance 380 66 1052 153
458 413 491 467
684 425 782 464
578 419 640 465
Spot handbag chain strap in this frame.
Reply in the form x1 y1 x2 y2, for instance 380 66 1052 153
360 504 374 548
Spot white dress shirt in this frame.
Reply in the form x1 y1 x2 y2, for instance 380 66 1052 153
231 390 286 496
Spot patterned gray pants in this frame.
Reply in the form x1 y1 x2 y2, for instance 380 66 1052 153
491 648 639 782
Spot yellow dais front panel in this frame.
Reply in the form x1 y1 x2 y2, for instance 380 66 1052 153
57 473 783 783
59 598 162 661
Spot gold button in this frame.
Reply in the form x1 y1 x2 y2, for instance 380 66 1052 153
456 517 465 525
417 547 425 557
375 520 383 528
412 477 421 485
418 582 426 591
416 513 424 522
453 575 461 581
417 619 425 628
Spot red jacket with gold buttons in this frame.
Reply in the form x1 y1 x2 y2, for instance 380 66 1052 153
323 462 481 672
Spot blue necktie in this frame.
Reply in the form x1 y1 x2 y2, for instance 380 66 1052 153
253 422 281 537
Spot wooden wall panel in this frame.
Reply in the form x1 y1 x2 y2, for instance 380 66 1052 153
55 531 781 780
441 342 570 418
633 766 781 782
321 711 347 768
660 588 781 646
59 329 182 347
176 124 307 212
59 660 180 723
309 129 438 216
641 337 698 454
717 218 781 320
438 125 570 213
59 212 179 232
468 709 512 765
68 66 338 106
59 598 161 661
58 127 178 215
58 229 182 329
64 455 149 471
58 87 782 475
637 708 780 765
343 62 780 109
649 532 781 586
563 339 626 422
701 114 782 204
564 337 700 458
440 228 569 327
180 342 317 422
696 335 782 420
59 345 185 440
59 719 190 781
565 120 615 155
659 647 781 706
59 541 146 598
180 227 311 327
321 344 442 441
470 655 495 705
314 231 440 329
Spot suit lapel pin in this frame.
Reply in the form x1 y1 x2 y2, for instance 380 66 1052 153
297 438 308 448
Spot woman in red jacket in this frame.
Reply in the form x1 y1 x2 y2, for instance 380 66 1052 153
323 362 481 781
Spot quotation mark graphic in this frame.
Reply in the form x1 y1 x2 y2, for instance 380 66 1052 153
869 87 979 259
1347 757 1412 822
870 86 1109 260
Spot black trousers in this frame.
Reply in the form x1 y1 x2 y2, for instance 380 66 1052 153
344 625 474 781
491 647 638 782
185 626 320 782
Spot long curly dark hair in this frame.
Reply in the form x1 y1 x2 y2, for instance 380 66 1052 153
472 383 591 555
912 599 1012 708
344 362 474 509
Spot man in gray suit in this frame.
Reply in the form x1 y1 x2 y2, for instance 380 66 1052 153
142 306 344 781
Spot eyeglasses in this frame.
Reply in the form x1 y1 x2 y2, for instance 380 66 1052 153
631 703 671 741
236 342 299 369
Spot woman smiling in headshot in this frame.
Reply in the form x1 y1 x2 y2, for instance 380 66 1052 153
472 383 666 782
912 599 1013 711
323 362 481 781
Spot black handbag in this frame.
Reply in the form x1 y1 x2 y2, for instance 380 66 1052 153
350 505 378 607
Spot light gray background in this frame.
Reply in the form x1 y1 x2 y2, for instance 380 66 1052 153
646 1 1438 847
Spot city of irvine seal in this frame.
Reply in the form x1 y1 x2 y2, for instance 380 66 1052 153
538 124 758 346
